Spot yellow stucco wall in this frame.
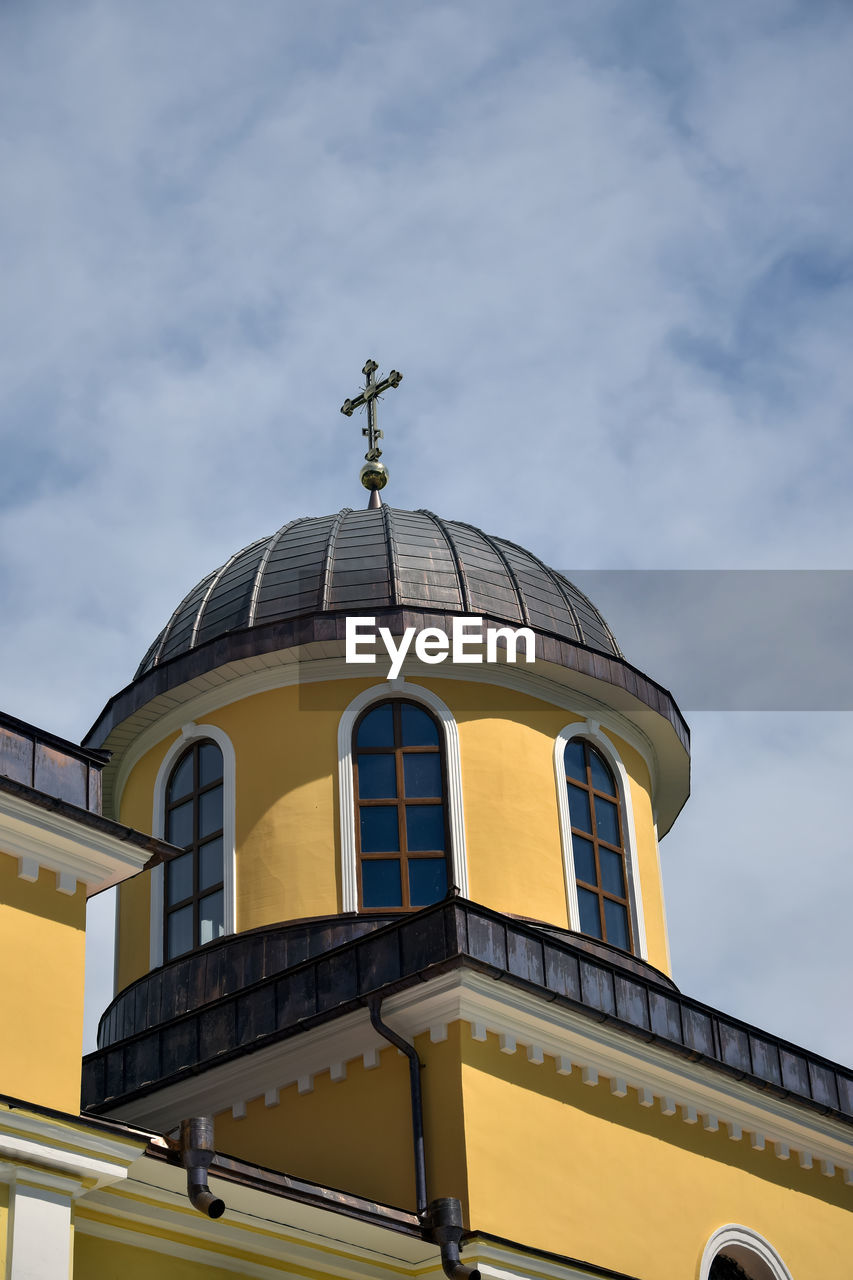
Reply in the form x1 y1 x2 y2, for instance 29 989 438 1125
212 1028 466 1213
461 1030 853 1278
0 851 86 1112
74 1227 245 1279
115 673 669 989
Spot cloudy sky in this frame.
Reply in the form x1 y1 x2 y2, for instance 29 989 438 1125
1 3 851 1062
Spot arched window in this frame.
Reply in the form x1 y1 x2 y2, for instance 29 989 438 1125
564 737 633 951
700 1227 793 1280
710 1259 754 1280
164 739 225 959
353 699 450 912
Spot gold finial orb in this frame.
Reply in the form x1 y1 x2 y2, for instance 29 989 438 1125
360 459 389 492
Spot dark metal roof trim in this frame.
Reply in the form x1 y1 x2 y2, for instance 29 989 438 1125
0 709 110 768
82 898 853 1127
0 772 180 870
145 1140 421 1234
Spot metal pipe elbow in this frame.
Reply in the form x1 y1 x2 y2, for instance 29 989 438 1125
424 1198 480 1280
438 1240 481 1280
180 1117 226 1219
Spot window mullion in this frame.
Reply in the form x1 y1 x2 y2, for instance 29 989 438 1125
395 706 409 909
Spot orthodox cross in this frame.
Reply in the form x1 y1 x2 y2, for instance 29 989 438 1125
340 359 403 463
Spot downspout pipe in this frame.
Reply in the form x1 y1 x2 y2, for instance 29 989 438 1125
366 999 479 1280
367 996 427 1216
422 1198 481 1280
180 1117 226 1218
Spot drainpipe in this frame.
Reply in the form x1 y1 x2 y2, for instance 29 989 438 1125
367 996 428 1216
180 1117 226 1218
367 998 479 1280
422 1198 481 1280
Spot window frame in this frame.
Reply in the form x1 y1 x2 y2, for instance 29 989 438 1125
150 722 236 969
554 719 648 959
699 1226 793 1280
162 738 226 960
564 736 634 951
338 680 469 912
353 698 451 913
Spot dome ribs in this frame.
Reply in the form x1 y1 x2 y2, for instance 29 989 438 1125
247 518 310 627
417 510 471 613
381 505 400 609
451 520 530 627
261 516 341 619
387 509 462 611
325 508 392 611
132 507 622 676
149 567 219 673
318 509 351 611
190 537 268 650
494 535 585 648
194 538 270 647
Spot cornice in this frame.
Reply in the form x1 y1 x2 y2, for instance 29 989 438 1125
105 970 853 1189
0 788 156 896
78 1159 434 1280
0 1106 142 1194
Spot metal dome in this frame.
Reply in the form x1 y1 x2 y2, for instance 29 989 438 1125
136 507 620 677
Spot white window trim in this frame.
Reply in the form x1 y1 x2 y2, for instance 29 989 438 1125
337 679 468 912
149 721 236 969
700 1225 793 1280
553 719 648 959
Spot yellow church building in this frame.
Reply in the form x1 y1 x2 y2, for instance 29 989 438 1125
1 380 851 1278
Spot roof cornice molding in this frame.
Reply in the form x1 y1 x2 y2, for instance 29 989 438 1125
0 1106 142 1193
0 788 154 896
104 970 853 1186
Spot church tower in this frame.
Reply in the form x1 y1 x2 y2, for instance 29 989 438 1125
77 364 853 1280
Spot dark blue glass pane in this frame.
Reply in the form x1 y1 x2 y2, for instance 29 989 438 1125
577 887 602 939
167 850 193 905
167 800 193 848
594 795 619 845
567 784 592 834
600 847 625 898
199 837 223 892
564 739 586 783
169 752 193 803
362 858 402 908
403 754 442 798
357 704 394 748
358 754 397 799
409 858 447 906
199 785 223 838
604 899 630 950
167 903 193 959
401 703 439 747
199 741 223 787
588 746 615 796
406 804 445 851
572 835 596 886
199 889 225 945
360 806 400 852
